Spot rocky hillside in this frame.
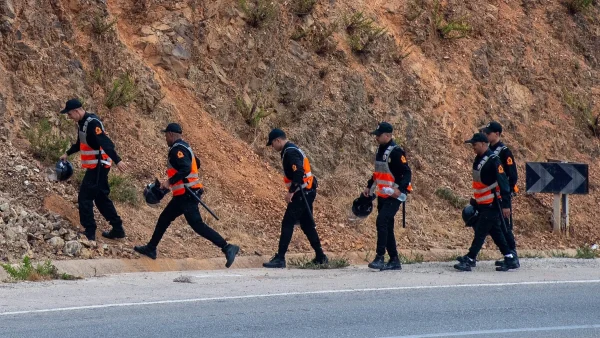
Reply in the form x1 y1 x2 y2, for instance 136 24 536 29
0 0 599 262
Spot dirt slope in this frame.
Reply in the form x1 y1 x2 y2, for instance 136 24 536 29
0 0 599 262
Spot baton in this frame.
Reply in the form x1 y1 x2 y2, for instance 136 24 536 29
185 185 220 221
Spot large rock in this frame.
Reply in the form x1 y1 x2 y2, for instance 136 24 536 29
48 236 65 248
63 241 82 256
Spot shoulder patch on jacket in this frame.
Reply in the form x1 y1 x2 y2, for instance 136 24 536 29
95 127 102 135
177 151 184 159
507 157 514 165
498 165 505 174
401 155 407 164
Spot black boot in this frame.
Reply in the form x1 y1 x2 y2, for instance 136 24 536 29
78 230 96 241
102 228 126 240
368 255 385 269
263 253 286 268
495 251 520 268
134 245 157 260
222 244 239 268
496 255 519 271
311 254 329 265
380 256 402 271
454 256 475 271
457 255 477 267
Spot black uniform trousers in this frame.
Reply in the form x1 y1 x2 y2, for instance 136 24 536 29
467 204 511 260
502 201 516 252
148 192 227 249
376 196 401 258
277 188 324 257
78 166 123 234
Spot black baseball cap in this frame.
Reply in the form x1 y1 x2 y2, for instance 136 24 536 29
481 121 502 134
266 128 286 146
371 122 393 136
59 99 83 114
161 123 183 134
464 133 489 144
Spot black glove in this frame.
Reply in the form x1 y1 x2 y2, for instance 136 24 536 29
469 198 479 210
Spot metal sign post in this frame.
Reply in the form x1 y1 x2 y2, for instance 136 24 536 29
526 161 588 235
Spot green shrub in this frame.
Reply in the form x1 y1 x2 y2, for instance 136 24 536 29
239 0 277 28
108 174 140 207
105 73 138 110
91 15 118 35
344 12 387 54
433 0 471 39
25 119 70 163
235 97 272 127
289 255 350 269
435 187 468 209
1 256 79 282
575 246 598 259
567 0 594 13
290 0 317 16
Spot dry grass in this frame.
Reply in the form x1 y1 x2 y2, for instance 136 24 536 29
288 255 350 269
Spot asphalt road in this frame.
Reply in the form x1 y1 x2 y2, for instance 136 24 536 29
1 259 599 338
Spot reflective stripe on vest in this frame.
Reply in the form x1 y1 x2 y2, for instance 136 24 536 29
371 145 413 198
492 145 507 157
167 142 203 196
79 116 112 169
472 154 499 204
282 146 313 191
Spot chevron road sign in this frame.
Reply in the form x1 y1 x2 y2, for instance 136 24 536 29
526 162 588 194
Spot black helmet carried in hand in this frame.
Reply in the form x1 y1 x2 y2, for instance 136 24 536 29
55 160 73 181
352 194 375 218
144 179 169 206
462 205 479 228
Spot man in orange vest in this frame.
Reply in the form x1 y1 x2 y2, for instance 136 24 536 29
60 99 129 241
263 128 327 268
481 121 519 267
363 122 412 271
134 123 239 268
455 133 518 272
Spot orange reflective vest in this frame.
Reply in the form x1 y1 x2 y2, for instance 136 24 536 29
371 144 413 198
282 146 313 191
79 116 112 169
472 154 500 205
167 142 203 196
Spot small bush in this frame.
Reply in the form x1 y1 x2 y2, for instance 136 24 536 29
344 12 387 54
108 174 140 207
575 246 598 259
564 91 598 137
519 251 544 259
25 119 70 163
1 256 79 282
289 255 350 269
91 15 118 35
435 187 468 209
400 252 424 264
105 73 138 110
567 0 594 13
239 0 277 28
433 0 471 39
235 97 272 127
549 250 574 258
308 22 338 55
290 0 317 16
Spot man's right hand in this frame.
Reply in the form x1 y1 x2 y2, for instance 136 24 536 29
363 187 371 197
59 153 68 161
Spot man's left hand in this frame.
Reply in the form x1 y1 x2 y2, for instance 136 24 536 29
502 208 511 219
160 180 171 190
390 188 401 199
285 192 295 203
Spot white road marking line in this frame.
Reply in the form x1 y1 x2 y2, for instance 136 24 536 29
381 324 600 337
1 279 599 316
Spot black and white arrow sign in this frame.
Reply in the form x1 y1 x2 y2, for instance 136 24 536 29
526 162 588 195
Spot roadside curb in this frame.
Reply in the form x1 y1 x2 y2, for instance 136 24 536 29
0 248 580 279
